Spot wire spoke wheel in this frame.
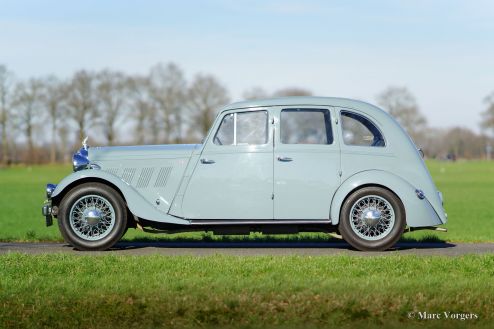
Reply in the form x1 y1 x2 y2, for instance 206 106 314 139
69 194 116 241
349 195 395 241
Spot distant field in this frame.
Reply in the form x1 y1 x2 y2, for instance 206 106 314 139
1 254 493 329
0 160 493 242
1 163 494 329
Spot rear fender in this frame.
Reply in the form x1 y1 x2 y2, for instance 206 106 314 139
330 170 443 227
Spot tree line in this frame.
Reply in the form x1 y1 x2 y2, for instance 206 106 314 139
0 63 493 165
376 87 494 160
0 63 232 164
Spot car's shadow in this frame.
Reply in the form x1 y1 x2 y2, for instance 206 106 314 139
104 240 456 251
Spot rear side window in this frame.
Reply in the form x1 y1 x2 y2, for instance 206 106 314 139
341 111 385 147
214 111 268 146
281 109 333 144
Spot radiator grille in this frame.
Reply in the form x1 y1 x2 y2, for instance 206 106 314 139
154 167 172 187
136 167 155 188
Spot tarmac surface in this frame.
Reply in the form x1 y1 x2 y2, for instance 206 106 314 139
1 241 494 256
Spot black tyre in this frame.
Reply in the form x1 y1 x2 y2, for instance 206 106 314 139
58 183 127 251
339 186 405 251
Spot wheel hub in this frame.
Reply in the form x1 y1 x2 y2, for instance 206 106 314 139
69 194 116 241
84 209 103 226
349 195 396 241
362 209 382 226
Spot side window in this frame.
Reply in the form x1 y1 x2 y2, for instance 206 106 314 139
341 111 385 147
281 108 333 144
237 111 268 145
213 111 268 146
214 113 234 145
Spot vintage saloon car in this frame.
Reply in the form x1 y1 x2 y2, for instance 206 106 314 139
42 97 447 251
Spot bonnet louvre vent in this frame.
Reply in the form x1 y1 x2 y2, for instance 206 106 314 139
136 167 155 188
121 168 136 184
106 168 120 176
154 167 172 187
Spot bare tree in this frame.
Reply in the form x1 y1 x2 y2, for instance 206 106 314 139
418 127 444 158
243 87 269 100
273 87 312 97
96 70 127 145
65 70 97 144
6 62 494 163
58 125 70 163
376 86 427 143
187 74 230 139
12 78 43 164
443 127 489 159
0 65 14 165
127 75 158 144
481 92 494 137
41 76 65 163
149 63 187 143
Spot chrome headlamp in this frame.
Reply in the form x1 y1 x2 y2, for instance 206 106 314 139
72 151 89 171
72 137 90 172
46 183 57 198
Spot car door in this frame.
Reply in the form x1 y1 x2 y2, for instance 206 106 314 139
182 108 274 219
273 106 341 220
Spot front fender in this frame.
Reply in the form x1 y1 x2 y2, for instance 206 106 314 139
51 170 189 224
330 170 444 227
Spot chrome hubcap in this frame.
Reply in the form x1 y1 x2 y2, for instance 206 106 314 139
349 195 395 241
69 195 115 241
84 209 103 226
363 209 382 226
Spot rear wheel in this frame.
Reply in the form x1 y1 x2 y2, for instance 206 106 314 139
339 186 405 251
58 183 127 251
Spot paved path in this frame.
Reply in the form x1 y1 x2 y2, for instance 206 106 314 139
1 242 494 256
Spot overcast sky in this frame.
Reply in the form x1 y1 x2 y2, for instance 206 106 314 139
1 0 493 131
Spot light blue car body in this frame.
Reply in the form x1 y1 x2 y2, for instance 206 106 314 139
50 97 447 228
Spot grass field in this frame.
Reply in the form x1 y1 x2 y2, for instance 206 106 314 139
1 162 493 329
1 253 493 329
0 160 493 242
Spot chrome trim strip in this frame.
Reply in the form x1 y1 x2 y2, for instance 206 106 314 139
233 112 237 145
189 219 331 225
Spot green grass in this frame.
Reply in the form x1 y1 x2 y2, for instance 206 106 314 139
1 254 493 329
422 160 494 242
1 164 493 329
0 160 493 242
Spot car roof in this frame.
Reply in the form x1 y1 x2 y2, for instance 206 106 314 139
221 96 383 113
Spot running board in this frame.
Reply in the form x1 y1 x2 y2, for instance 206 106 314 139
188 219 332 225
405 226 448 233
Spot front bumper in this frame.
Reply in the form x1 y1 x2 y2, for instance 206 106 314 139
42 183 57 227
42 202 53 226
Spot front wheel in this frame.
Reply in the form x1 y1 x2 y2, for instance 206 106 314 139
58 183 127 251
339 187 405 251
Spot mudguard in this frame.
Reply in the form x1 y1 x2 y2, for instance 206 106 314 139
330 170 444 227
50 169 189 224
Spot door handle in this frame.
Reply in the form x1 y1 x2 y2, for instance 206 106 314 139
200 158 215 164
277 156 293 162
